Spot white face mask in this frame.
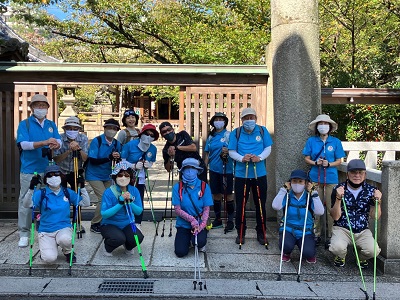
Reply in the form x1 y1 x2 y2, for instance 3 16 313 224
66 130 79 140
105 129 117 139
213 121 225 130
116 177 130 187
47 176 61 188
33 108 48 119
138 134 154 152
291 183 305 194
317 124 330 135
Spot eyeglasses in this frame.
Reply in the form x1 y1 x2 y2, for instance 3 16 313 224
160 127 173 135
117 172 130 178
65 126 81 131
144 131 155 138
349 170 366 175
47 172 61 177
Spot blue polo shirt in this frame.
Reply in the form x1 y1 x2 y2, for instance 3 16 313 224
121 139 157 164
85 134 122 181
172 179 213 229
16 116 61 174
228 125 273 178
204 130 233 174
33 186 79 233
302 135 345 184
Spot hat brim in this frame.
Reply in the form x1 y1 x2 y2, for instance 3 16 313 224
63 124 82 129
210 115 228 126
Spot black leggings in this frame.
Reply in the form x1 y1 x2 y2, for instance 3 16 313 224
100 223 144 253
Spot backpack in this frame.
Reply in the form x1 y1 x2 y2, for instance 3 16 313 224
178 181 207 201
39 187 71 211
123 128 140 145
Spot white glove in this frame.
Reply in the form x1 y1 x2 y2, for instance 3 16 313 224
144 161 152 169
135 161 143 170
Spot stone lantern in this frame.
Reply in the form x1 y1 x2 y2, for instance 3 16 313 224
58 85 79 134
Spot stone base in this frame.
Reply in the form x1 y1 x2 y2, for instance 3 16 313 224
377 255 400 276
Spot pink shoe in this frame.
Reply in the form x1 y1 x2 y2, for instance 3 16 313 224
306 256 317 264
282 253 291 262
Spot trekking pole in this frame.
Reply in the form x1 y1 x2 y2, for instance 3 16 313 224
193 231 198 290
168 157 175 237
277 191 290 281
73 151 83 239
341 194 369 300
253 162 268 249
373 194 379 300
222 161 228 234
297 191 311 283
239 162 249 249
124 197 149 279
68 187 80 276
145 168 158 235
28 172 38 276
161 168 172 237
323 165 328 249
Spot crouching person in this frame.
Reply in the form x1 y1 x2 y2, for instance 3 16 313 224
99 161 144 256
272 169 324 264
329 159 382 269
172 158 213 258
22 165 90 263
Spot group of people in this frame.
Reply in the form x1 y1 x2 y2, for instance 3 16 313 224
16 94 382 270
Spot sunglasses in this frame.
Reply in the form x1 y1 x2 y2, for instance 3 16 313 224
47 172 61 177
144 132 155 138
117 172 130 178
124 111 136 116
160 127 173 135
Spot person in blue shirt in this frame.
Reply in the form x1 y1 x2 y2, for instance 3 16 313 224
22 165 90 264
16 94 62 248
86 118 122 234
100 161 143 257
121 123 158 226
228 107 273 245
302 114 345 246
204 112 234 232
329 159 382 269
172 158 213 258
272 169 324 264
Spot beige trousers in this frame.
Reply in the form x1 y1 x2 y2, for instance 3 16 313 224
88 180 112 224
38 227 72 263
313 183 335 238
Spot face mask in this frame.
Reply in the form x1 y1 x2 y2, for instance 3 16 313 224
66 130 79 140
291 183 305 194
214 121 225 130
164 132 175 142
348 179 364 189
47 176 61 188
33 108 48 119
138 134 154 152
243 120 256 131
116 177 130 187
317 124 330 135
105 129 117 139
182 167 198 184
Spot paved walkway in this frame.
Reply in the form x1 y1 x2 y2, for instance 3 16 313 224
1 140 400 299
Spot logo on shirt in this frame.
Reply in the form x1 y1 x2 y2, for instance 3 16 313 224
256 135 262 142
63 196 69 202
146 152 153 159
49 127 53 133
220 137 225 143
327 145 334 152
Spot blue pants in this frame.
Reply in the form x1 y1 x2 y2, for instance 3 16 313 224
279 231 316 259
174 227 207 258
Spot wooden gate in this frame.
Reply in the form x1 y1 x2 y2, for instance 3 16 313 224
183 86 267 156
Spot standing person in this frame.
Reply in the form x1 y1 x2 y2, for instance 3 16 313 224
86 118 122 234
228 107 273 245
54 116 88 190
329 159 382 269
116 109 140 145
272 170 324 263
121 124 159 226
99 161 144 256
172 158 213 258
16 94 62 248
204 112 234 231
159 122 207 182
302 114 345 246
22 165 90 263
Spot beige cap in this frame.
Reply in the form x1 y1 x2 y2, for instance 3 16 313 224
308 114 338 132
62 116 82 129
29 94 50 108
240 107 257 119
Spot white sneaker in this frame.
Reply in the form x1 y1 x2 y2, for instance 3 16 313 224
101 244 113 257
18 237 29 248
123 245 134 255
199 245 206 253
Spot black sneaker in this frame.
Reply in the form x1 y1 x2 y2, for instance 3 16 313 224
359 260 369 269
77 225 86 234
211 219 223 229
257 232 268 246
314 236 321 246
90 223 101 234
334 256 345 267
225 221 234 232
64 252 77 263
235 235 245 245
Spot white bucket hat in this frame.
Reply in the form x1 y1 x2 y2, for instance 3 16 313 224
62 116 82 129
308 114 338 132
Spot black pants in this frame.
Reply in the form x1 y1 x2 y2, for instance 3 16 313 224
174 227 207 258
100 224 144 253
234 175 267 234
135 183 145 224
